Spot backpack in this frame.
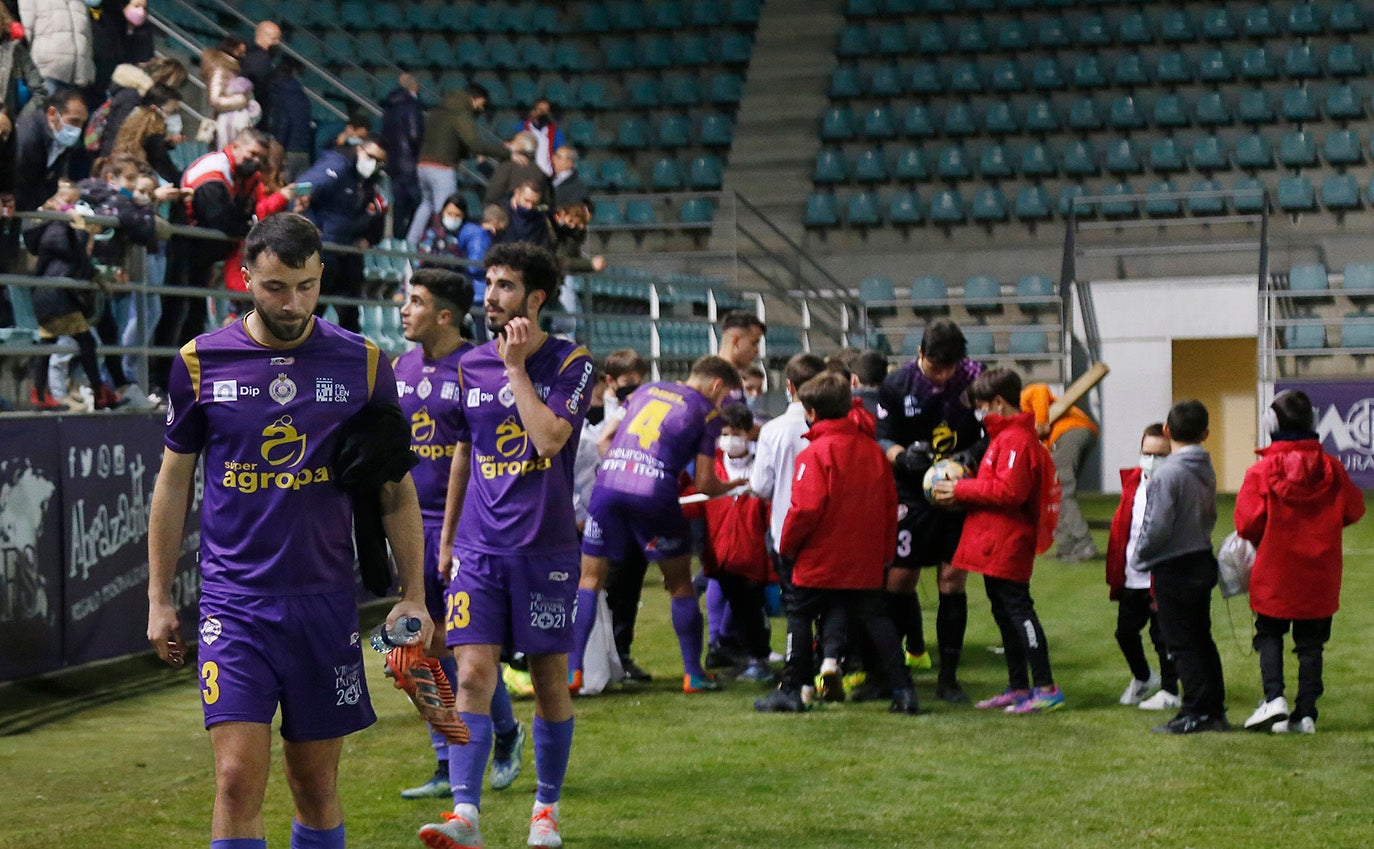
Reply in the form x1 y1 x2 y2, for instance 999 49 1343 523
83 99 113 153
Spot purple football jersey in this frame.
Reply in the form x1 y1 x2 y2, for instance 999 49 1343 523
596 381 723 499
164 317 398 595
452 336 594 555
393 342 473 522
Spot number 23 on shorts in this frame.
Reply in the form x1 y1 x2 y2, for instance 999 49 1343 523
446 591 471 631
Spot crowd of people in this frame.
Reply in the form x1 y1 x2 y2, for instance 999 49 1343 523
0 7 605 413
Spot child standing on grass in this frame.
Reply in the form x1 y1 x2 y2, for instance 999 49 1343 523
1106 423 1180 711
755 371 918 715
1134 400 1227 735
933 367 1063 714
1235 390 1365 734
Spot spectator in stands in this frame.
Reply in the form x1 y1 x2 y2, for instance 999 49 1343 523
381 71 424 234
97 56 187 158
482 130 547 206
405 84 513 244
480 202 507 242
333 107 371 149
551 146 588 209
213 74 261 152
552 200 605 275
495 178 552 248
521 97 563 177
91 0 152 94
240 20 280 116
14 88 88 213
20 0 95 94
416 192 490 321
266 56 311 180
218 137 293 323
298 137 388 332
109 84 184 184
200 37 250 145
1021 381 1100 562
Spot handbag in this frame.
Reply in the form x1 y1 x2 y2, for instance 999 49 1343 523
1216 531 1256 599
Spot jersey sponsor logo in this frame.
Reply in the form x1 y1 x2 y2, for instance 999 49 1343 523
931 422 957 458
212 379 239 402
548 571 569 581
165 397 174 425
261 416 308 467
398 380 412 397
904 395 918 417
441 381 460 401
199 616 222 645
316 377 350 403
565 360 594 414
467 387 494 407
219 416 332 493
475 416 554 478
411 407 436 443
495 415 529 458
583 517 602 540
270 373 297 405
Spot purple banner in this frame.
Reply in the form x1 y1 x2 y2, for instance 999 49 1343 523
1276 380 1374 490
0 418 65 681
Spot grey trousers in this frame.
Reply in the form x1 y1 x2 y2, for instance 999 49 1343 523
1052 426 1097 556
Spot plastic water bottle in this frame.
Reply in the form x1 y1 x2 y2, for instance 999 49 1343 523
369 616 423 652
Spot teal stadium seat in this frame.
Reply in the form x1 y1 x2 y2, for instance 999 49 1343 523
1284 44 1320 79
847 192 882 227
893 146 929 180
1020 142 1056 177
1244 5 1280 38
838 23 870 58
1036 17 1070 49
699 114 734 147
1235 134 1275 170
979 144 1014 179
963 275 1002 313
1155 51 1193 85
575 78 613 110
888 190 923 225
1326 84 1364 121
806 193 840 227
1105 138 1143 174
1154 93 1190 128
877 22 910 56
929 190 967 224
813 150 847 184
989 60 1025 93
1009 329 1049 356
1322 175 1362 211
1282 86 1319 122
1277 175 1317 212
601 36 635 70
853 148 888 182
1287 2 1322 36
985 101 1018 135
1284 321 1326 349
821 106 855 141
1068 96 1104 131
649 1 684 29
1114 53 1150 87
1101 182 1138 217
624 199 659 226
1342 264 1374 296
1326 43 1364 78
1023 99 1060 133
1016 274 1056 313
554 42 592 72
718 32 755 66
1059 184 1089 217
656 115 691 149
997 19 1031 51
1187 178 1227 215
650 158 684 190
614 116 650 149
936 145 971 180
662 73 702 108
1031 56 1066 90
957 20 991 52
910 275 949 311
861 106 897 140
909 62 943 95
970 187 1009 223
592 201 624 227
1150 138 1187 173
1238 89 1276 124
1073 55 1107 88
1202 7 1237 39
625 75 661 108
1109 95 1145 130
1014 185 1053 221
673 32 711 66
947 61 983 94
1279 130 1318 168
860 276 897 314
687 156 723 190
918 22 949 55
1077 13 1111 46
965 330 995 357
901 104 936 138
708 73 743 105
1289 264 1328 290
1240 47 1278 80
1192 135 1230 172
1324 130 1362 165
727 0 762 24
1341 313 1374 348
1118 11 1152 45
1062 139 1099 176
1233 177 1269 213
869 64 903 98
1331 0 1368 33
1195 92 1233 127
1198 48 1236 83
1160 8 1196 42
679 198 716 224
942 103 977 137
1145 181 1182 216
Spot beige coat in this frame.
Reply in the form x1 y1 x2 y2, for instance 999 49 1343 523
200 47 248 115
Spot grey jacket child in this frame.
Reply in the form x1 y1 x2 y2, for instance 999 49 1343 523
1134 445 1217 570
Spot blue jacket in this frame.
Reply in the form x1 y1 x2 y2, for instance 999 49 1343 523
418 217 491 298
268 74 314 154
298 148 385 245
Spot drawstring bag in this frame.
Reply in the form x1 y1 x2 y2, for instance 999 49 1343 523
1216 531 1256 599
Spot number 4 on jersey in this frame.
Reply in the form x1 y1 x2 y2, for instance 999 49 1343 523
625 399 674 450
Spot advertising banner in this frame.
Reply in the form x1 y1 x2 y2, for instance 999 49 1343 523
0 419 65 682
1275 380 1374 490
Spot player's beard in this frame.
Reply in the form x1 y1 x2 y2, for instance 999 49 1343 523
487 300 528 336
255 304 311 343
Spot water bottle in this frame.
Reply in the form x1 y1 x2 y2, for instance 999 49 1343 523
369 616 423 652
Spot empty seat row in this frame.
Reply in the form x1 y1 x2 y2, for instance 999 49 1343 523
1281 312 1374 350
564 113 735 150
583 155 724 190
844 0 1362 33
1287 263 1374 293
312 0 762 36
860 273 1057 310
822 87 1366 141
590 197 719 226
453 72 744 112
368 31 755 73
839 3 1359 54
891 326 1053 358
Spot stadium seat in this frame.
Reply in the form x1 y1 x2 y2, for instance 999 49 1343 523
1324 130 1363 166
591 200 624 227
1235 134 1275 170
1114 54 1150 88
1030 56 1066 90
837 23 870 57
566 117 604 151
1331 0 1368 33
1160 9 1197 42
650 158 684 190
853 148 888 182
820 106 856 141
1009 329 1050 356
1240 47 1279 80
917 21 949 55
1238 89 1277 124
1020 142 1056 177
1023 100 1061 133
1242 5 1279 37
575 78 614 110
957 20 990 52
1014 185 1053 221
1150 138 1187 173
1233 177 1269 213
1284 44 1320 79
888 190 923 225
965 330 995 357
1062 139 1099 176
1322 174 1362 211
718 32 755 65
614 116 650 149
1279 130 1318 168
1015 275 1056 314
1287 2 1322 35
1289 264 1329 290
943 103 978 137
805 193 840 227
1100 182 1138 218
1192 136 1230 172
656 114 691 149
997 19 1032 51
1109 96 1145 130
663 73 702 107
699 114 735 147
1282 87 1320 122
1187 178 1228 215
1036 17 1070 49
708 72 744 104
909 62 944 95
1153 94 1190 128
1067 96 1104 131
687 156 724 189
901 330 924 356
1144 181 1182 216
847 192 882 227
1077 13 1111 46
1196 92 1233 126
1197 48 1235 82
1277 175 1317 212
679 198 716 224
1202 6 1237 39
1342 264 1374 296
869 64 903 98
900 104 937 138
970 187 1009 223
988 60 1025 93
860 276 897 316
1326 84 1365 121
1118 11 1152 45
1058 183 1091 218
1105 138 1144 174
1326 43 1364 78
985 101 1018 136
673 33 712 66
1073 55 1107 88
948 61 984 94
625 75 661 108
936 145 971 180
1155 51 1193 85
893 146 929 181
1341 313 1374 348
909 275 950 311
979 144 1014 179
813 150 848 184
580 3 612 32
963 275 1002 314
861 106 898 139
928 190 967 224
727 0 761 24
1284 320 1326 349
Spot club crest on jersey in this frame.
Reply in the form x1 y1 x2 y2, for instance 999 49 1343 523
417 377 432 399
200 616 222 645
498 384 515 407
270 373 297 405
165 397 174 425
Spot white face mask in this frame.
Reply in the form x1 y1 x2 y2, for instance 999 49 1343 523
442 215 463 232
718 434 748 457
356 153 378 178
164 113 183 136
974 408 988 422
1139 454 1164 476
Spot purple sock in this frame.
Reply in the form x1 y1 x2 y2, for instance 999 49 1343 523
532 714 575 805
450 712 492 808
570 588 598 674
430 655 461 757
290 822 344 849
211 841 266 849
670 595 706 677
490 666 517 735
706 579 731 644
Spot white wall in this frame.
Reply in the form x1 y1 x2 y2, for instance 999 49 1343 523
1087 276 1258 492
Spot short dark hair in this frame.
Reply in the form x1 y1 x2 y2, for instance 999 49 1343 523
1141 422 1165 442
244 213 321 269
603 349 647 380
968 367 1022 406
346 108 372 132
721 310 766 336
483 241 560 302
1271 390 1314 432
51 89 87 113
742 363 765 381
1166 400 1209 443
797 371 852 420
784 352 826 392
852 350 888 387
410 268 474 323
467 83 490 102
720 403 754 432
142 84 180 109
920 318 968 366
440 193 470 218
824 358 851 382
690 355 744 390
234 127 270 149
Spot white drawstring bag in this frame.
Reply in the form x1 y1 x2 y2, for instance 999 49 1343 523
1217 532 1256 599
578 591 624 696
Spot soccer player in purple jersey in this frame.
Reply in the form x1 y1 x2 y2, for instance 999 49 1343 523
575 356 747 693
394 269 526 800
419 242 594 849
146 214 432 849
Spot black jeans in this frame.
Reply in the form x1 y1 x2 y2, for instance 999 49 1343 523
783 585 910 694
1116 587 1179 694
983 575 1054 691
1152 550 1226 718
713 572 770 660
1254 614 1332 721
604 549 650 663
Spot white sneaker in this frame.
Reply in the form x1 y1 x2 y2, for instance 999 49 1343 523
1244 696 1289 732
1138 689 1181 711
528 801 562 848
1273 716 1316 734
418 802 482 849
1119 670 1161 706
117 383 159 412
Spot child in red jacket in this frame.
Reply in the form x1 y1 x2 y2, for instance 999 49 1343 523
1236 390 1365 734
754 371 918 715
1105 423 1180 711
933 367 1063 714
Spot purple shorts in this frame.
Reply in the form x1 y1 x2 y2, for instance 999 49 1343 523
196 590 375 742
422 521 447 621
445 546 580 655
581 487 690 562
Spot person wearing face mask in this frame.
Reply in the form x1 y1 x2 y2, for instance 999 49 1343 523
482 131 550 207
1105 423 1180 712
494 178 554 248
13 89 88 213
1234 390 1365 735
108 84 184 183
19 0 95 94
521 98 565 177
417 193 491 331
1021 381 1101 562
296 138 389 332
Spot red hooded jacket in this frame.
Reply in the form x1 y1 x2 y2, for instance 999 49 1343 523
951 412 1060 584
779 416 897 589
702 452 775 583
1105 467 1144 601
1235 439 1365 620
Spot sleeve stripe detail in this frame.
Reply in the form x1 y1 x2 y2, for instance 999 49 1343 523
365 339 381 399
559 345 592 373
181 340 201 400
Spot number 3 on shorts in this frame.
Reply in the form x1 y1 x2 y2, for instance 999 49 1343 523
446 591 471 630
897 530 912 559
200 661 220 705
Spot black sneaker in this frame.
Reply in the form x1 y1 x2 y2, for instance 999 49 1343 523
936 681 971 704
620 658 652 683
1152 713 1231 735
754 687 807 713
704 642 736 669
889 688 921 715
849 680 892 703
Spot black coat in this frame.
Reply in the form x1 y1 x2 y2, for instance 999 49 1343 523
14 108 79 213
380 86 423 183
24 221 96 322
333 400 418 596
267 74 312 154
240 44 276 114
